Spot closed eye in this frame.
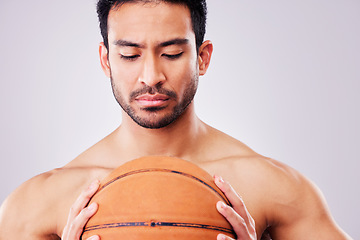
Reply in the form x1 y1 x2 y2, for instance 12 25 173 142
120 54 140 61
162 52 184 60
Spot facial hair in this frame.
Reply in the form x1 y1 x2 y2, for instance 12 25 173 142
110 74 198 129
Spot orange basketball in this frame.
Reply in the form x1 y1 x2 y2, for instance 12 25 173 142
82 156 235 239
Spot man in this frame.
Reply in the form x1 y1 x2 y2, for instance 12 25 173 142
0 0 351 239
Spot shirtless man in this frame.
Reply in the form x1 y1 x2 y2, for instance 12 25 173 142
0 0 351 239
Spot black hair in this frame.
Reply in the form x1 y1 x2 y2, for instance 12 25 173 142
96 0 207 51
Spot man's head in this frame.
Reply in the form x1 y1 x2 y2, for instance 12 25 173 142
97 0 207 52
97 0 212 129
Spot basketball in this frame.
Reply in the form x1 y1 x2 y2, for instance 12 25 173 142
81 156 235 239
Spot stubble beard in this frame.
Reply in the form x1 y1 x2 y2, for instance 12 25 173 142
110 74 199 129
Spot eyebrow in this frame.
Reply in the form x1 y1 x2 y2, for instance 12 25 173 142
159 38 189 48
113 40 145 48
113 38 189 49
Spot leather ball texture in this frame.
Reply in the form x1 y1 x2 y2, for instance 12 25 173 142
81 156 235 239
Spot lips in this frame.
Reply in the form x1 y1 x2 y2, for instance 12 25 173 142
135 94 170 108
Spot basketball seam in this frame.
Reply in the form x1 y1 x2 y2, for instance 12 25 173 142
83 221 235 235
98 168 229 204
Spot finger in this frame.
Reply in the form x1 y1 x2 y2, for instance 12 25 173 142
217 233 235 240
67 180 100 223
86 235 101 240
214 176 253 226
67 202 99 239
217 201 251 239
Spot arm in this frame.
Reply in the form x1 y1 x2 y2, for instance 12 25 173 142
267 175 352 240
214 160 352 240
0 172 100 240
0 173 57 239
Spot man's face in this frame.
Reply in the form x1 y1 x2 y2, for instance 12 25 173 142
104 2 200 129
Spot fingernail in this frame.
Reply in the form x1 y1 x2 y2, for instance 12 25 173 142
87 236 99 240
89 180 99 191
88 202 97 211
219 201 227 209
217 175 224 183
217 234 226 240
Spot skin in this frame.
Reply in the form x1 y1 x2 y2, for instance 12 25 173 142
0 2 352 240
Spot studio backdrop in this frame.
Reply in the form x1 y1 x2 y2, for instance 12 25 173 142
0 0 359 238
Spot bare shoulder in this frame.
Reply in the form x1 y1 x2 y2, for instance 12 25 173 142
202 156 299 229
0 170 63 239
0 166 110 239
203 155 350 239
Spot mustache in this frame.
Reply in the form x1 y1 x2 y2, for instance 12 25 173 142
130 85 177 101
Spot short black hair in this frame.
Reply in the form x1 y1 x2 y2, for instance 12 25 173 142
96 0 207 51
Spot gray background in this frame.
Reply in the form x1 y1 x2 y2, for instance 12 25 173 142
0 0 359 238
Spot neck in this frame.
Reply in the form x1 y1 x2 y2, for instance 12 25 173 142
113 103 206 161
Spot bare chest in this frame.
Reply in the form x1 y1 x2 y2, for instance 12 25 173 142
50 161 269 239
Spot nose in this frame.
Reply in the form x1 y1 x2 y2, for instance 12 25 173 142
138 54 166 87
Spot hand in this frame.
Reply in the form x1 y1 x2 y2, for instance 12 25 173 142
62 180 100 240
215 176 257 240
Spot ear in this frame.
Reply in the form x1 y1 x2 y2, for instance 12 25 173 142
99 42 111 78
198 40 213 76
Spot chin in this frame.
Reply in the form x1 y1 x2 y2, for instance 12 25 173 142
132 113 179 129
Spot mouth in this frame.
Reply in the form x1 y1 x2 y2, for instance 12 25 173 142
135 94 170 108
